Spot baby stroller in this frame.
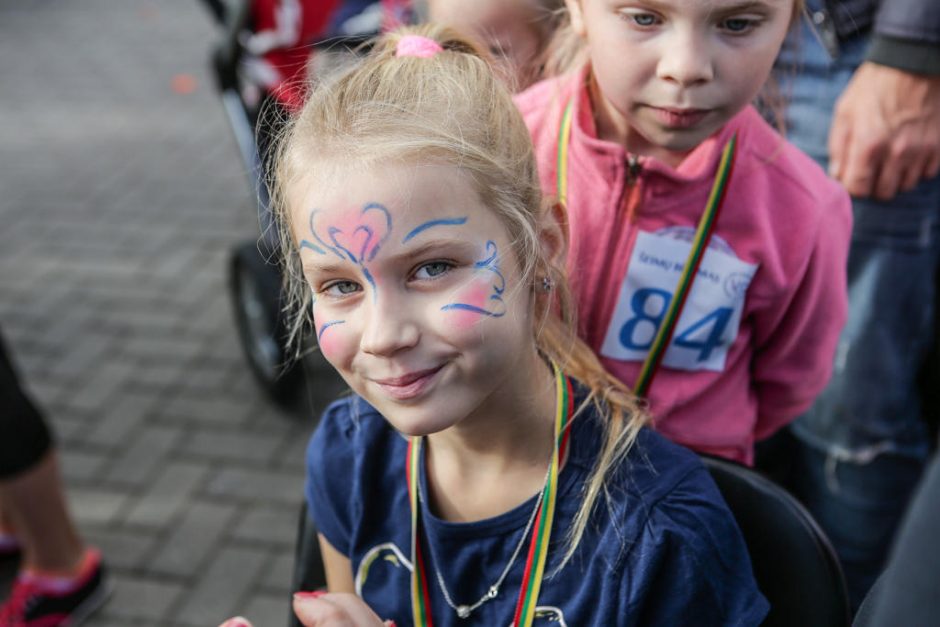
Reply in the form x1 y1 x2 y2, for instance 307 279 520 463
200 0 381 406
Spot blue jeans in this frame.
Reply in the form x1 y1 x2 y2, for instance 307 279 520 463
775 4 940 611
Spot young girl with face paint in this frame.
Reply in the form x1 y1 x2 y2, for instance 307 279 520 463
243 24 767 627
515 0 853 464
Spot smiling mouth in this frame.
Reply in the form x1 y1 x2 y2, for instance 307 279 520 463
371 364 446 401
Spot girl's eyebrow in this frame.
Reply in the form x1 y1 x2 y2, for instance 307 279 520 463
302 258 352 276
302 239 478 274
714 0 780 13
402 217 468 243
618 0 777 12
390 239 478 263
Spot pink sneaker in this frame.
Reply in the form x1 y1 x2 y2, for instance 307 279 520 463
0 549 112 627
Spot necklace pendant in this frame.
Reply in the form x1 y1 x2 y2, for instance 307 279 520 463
486 585 498 599
456 605 472 619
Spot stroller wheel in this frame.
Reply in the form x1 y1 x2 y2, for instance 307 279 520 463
229 241 303 406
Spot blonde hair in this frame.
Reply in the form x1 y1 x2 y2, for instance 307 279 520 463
270 23 648 570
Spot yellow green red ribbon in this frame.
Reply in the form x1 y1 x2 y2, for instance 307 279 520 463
555 99 738 398
408 362 573 626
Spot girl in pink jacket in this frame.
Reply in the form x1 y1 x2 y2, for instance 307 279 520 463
515 0 852 464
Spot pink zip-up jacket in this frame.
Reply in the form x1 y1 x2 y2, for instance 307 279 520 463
516 72 852 464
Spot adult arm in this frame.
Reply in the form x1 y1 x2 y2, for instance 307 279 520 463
827 0 940 200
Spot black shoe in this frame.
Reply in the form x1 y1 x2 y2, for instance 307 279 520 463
0 549 112 627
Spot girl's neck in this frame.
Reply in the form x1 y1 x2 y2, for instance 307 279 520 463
423 348 558 522
587 74 691 169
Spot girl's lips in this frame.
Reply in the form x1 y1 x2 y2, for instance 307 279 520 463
650 106 710 129
371 364 445 401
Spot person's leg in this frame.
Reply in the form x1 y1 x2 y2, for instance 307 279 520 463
775 6 940 611
0 330 111 624
0 328 84 574
787 444 926 607
0 451 84 575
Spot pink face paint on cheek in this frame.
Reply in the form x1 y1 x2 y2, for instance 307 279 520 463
444 282 492 330
315 320 349 362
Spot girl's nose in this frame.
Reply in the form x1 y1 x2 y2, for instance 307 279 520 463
656 32 715 87
359 292 420 357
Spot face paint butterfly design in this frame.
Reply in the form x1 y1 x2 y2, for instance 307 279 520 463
301 202 393 294
441 240 506 318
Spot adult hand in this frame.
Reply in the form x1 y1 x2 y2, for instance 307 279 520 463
828 62 940 200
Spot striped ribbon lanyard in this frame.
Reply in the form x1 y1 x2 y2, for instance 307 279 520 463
555 100 738 397
407 362 574 627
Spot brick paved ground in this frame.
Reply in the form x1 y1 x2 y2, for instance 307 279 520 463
0 1 344 625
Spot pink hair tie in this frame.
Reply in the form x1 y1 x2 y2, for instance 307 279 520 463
395 35 444 58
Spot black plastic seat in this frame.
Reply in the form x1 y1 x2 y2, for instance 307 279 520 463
702 455 851 627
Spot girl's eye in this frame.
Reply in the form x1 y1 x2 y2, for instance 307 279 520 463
413 261 453 280
720 17 757 33
322 280 361 297
621 11 660 27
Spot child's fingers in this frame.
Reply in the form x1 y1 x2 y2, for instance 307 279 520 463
218 617 253 627
293 591 384 626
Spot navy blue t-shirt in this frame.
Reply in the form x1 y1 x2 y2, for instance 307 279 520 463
306 392 769 626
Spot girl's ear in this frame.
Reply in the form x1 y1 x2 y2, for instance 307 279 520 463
564 0 587 37
539 201 569 271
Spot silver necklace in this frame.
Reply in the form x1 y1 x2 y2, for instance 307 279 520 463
416 463 551 620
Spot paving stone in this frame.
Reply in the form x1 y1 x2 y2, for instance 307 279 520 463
104 424 182 488
205 468 305 506
180 428 282 464
132 359 188 389
149 501 238 578
0 1 355 622
121 333 207 364
60 448 109 484
123 461 210 528
67 487 131 526
65 357 135 414
49 413 96 447
173 546 269 626
159 394 258 426
83 527 159 572
261 550 296 596
273 425 317 472
240 592 290 627
98 575 186 622
232 505 297 548
87 389 159 448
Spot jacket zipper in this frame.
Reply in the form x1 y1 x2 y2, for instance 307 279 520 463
624 155 642 223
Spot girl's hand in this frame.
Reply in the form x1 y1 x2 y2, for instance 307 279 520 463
292 591 390 627
217 593 393 627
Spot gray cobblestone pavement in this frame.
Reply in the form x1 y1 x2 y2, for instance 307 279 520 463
0 1 344 625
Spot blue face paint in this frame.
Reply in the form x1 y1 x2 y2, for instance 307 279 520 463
303 203 394 301
402 217 469 243
317 319 346 341
441 240 507 318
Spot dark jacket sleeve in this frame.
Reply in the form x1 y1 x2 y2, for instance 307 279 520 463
868 0 940 74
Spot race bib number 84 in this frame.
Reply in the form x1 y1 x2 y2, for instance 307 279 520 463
600 230 758 372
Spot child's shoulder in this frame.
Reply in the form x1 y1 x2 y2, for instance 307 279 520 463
735 107 849 210
514 74 566 116
308 394 400 463
620 425 717 507
513 72 576 132
570 400 716 509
